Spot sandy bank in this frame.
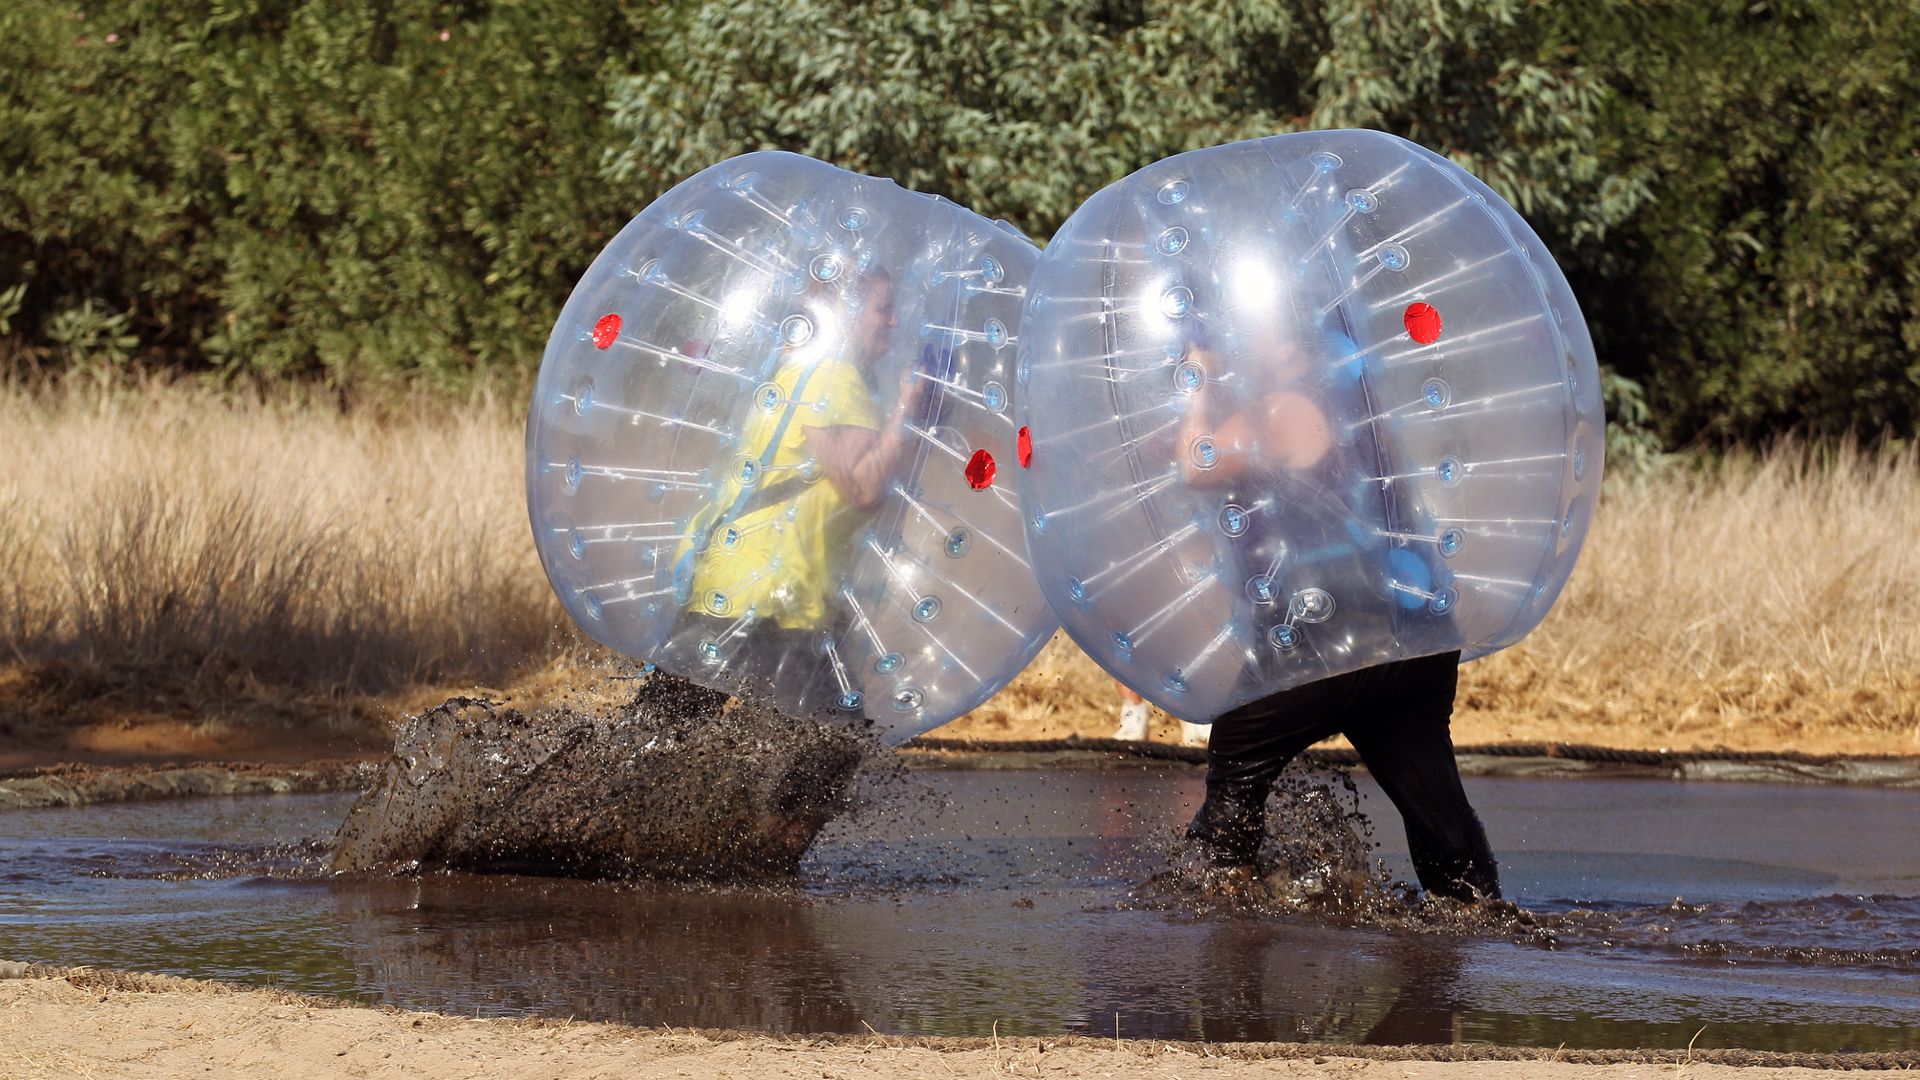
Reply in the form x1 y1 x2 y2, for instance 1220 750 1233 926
0 968 1909 1079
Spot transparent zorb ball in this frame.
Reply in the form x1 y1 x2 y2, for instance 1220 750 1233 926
1014 130 1603 721
528 151 1055 742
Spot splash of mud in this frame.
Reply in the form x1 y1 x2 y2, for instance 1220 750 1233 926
1126 765 1920 969
330 671 876 881
1127 763 1556 946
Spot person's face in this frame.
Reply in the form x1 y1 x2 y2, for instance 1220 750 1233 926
852 279 899 366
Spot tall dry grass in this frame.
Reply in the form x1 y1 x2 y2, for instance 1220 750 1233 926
0 378 573 739
1458 441 1920 752
3 378 1915 754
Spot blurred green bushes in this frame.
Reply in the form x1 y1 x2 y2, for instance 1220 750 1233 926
1 0 641 386
3 0 1916 444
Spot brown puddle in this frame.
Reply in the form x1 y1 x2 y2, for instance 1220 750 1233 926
1 756 1917 1051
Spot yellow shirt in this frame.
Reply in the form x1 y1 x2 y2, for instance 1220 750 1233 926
683 356 882 629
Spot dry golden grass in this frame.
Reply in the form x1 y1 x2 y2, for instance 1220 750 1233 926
2 377 1915 760
0 377 577 753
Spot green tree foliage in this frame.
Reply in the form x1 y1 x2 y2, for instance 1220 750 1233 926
607 0 1918 447
0 1 641 384
3 1 1916 446
603 0 1661 444
1581 0 1920 443
607 0 1640 250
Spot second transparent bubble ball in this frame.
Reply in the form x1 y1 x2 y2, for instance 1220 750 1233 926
1015 130 1603 721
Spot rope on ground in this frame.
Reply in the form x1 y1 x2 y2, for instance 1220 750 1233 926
25 969 1920 1069
694 1024 1920 1070
901 735 1920 769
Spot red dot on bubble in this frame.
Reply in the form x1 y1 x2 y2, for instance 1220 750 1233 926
1016 426 1033 468
592 313 622 350
1403 302 1442 345
965 449 997 490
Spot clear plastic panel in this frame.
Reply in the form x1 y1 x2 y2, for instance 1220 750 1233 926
528 152 1056 743
1014 130 1603 722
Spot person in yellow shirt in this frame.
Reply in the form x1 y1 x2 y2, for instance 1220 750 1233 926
677 268 925 707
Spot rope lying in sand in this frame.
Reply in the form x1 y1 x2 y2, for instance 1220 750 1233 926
901 735 1920 770
782 1030 1920 1071
24 967 1920 1069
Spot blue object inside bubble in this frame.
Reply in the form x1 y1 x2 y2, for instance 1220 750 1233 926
1386 548 1434 610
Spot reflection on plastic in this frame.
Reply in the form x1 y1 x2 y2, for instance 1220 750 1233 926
1014 130 1603 721
528 152 1056 742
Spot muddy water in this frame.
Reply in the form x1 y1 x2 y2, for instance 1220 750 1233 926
1 769 1917 1050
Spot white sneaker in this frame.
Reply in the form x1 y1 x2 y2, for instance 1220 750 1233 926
1179 721 1210 748
1112 700 1151 741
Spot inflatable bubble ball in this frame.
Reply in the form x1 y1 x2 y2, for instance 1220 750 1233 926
1014 129 1603 721
527 151 1056 742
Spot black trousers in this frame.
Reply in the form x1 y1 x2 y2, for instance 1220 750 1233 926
1188 650 1500 902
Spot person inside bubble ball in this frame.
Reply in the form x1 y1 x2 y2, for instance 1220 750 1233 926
678 266 930 704
1168 310 1499 904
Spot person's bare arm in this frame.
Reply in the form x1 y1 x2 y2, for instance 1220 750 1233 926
804 424 908 510
803 370 924 511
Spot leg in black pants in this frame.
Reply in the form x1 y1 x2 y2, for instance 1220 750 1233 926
1343 653 1500 901
1188 673 1350 867
1188 650 1499 902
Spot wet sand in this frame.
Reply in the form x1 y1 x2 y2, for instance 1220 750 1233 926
0 969 1899 1079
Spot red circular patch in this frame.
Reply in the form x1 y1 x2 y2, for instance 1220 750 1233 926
965 448 997 490
591 313 622 350
1016 426 1033 468
1403 302 1442 345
